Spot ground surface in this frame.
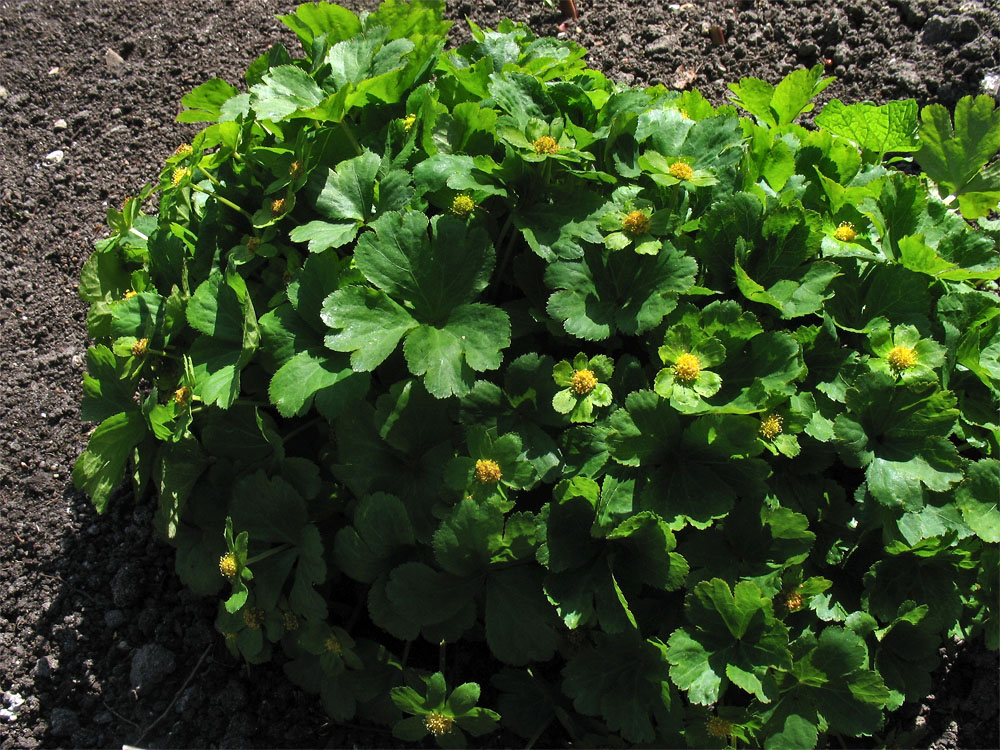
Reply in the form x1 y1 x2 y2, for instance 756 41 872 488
0 0 998 748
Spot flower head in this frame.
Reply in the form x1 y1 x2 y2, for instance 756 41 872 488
246 236 261 254
219 552 238 578
621 210 651 236
283 612 299 631
402 113 416 132
171 167 190 187
570 369 598 396
759 414 783 440
270 197 286 217
131 338 148 357
668 161 694 181
423 712 455 737
174 386 192 407
705 716 733 739
533 136 559 155
833 222 857 242
673 353 701 384
289 160 303 179
325 634 342 654
243 607 264 630
123 290 137 300
174 143 193 157
450 194 476 216
474 459 502 484
887 345 916 373
779 589 804 613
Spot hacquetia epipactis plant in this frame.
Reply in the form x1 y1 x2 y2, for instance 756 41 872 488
73 0 1000 746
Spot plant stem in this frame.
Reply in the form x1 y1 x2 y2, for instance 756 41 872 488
490 211 518 296
245 543 294 566
190 183 252 220
438 639 446 676
340 119 363 156
283 417 323 443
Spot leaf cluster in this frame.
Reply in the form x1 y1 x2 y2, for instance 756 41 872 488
74 1 999 747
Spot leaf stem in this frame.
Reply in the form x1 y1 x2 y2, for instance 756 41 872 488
128 226 149 242
283 417 323 443
190 183 253 220
245 543 294 566
340 119 363 156
490 211 518 296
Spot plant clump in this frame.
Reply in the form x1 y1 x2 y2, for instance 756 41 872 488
71 3 1000 749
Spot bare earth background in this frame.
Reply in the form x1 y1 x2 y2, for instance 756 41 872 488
1 0 998 748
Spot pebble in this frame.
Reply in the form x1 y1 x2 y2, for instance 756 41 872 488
647 35 678 56
982 73 1000 99
43 150 64 164
130 643 176 692
104 609 125 629
922 14 980 45
111 561 144 607
53 119 67 130
797 40 820 59
0 85 8 101
49 708 79 738
104 48 125 71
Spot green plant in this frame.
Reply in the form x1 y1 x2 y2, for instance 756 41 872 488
74 1 999 747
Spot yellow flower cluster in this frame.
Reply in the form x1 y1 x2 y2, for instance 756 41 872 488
219 552 238 578
833 222 857 242
673 353 701 384
533 136 559 155
474 459 503 484
423 712 455 736
668 161 693 181
570 368 598 396
621 210 651 236
450 194 476 216
887 345 916 373
759 414 783 440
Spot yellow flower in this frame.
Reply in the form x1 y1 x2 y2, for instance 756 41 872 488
778 589 804 613
668 161 693 181
270 197 286 216
173 143 193 157
325 634 342 654
621 210 651 236
423 712 455 737
474 459 503 484
171 167 190 187
402 113 417 132
450 194 476 216
887 345 916 373
759 414 783 440
289 160 303 179
123 290 137 300
131 338 149 357
219 552 238 578
570 369 598 396
533 136 559 155
705 716 733 739
673 353 701 384
679 108 690 119
833 222 857 242
283 612 299 631
243 607 264 630
174 386 192 407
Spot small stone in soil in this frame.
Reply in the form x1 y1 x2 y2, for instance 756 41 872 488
43 150 64 165
130 643 176 692
53 119 67 130
48 707 79 738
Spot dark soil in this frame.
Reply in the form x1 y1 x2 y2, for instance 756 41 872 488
0 1 997 748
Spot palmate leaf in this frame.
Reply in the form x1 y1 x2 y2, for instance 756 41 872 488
563 632 672 743
833 375 962 508
267 347 370 419
667 579 791 705
249 64 325 121
545 246 696 341
72 410 147 513
916 95 1000 218
815 99 920 156
954 459 1000 543
322 212 510 397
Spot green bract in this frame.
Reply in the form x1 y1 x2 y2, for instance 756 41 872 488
73 1 999 747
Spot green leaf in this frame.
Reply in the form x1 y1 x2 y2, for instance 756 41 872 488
335 493 415 583
728 65 833 127
916 95 1000 217
815 99 920 155
954 459 1000 543
177 78 239 123
80 345 139 423
322 286 417 371
384 562 478 630
268 347 369 418
250 64 325 121
314 150 381 223
563 633 671 743
485 566 560 666
288 220 359 253
278 2 362 50
546 246 696 340
72 411 147 512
